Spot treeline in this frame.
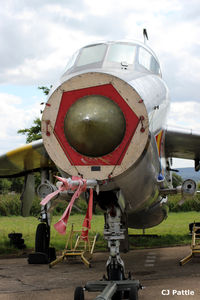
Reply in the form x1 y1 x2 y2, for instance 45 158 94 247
0 173 42 194
168 194 200 212
0 194 89 217
0 178 24 194
0 173 200 216
0 192 200 217
0 172 186 194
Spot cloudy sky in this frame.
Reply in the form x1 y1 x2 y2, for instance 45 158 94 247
0 0 200 168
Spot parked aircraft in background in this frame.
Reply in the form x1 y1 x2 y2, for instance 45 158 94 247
0 34 199 299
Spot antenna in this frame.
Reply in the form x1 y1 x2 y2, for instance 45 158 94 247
143 28 148 44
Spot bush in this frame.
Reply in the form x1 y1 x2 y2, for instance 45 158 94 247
0 193 101 217
168 194 200 212
172 173 183 188
30 196 41 216
1 192 200 216
0 179 12 194
0 194 21 216
0 194 42 217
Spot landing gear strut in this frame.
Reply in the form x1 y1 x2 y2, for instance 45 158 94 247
105 206 125 280
28 176 56 264
75 205 142 299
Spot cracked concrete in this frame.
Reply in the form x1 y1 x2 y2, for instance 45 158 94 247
0 246 200 299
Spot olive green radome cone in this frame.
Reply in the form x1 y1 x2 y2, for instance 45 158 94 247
64 95 126 157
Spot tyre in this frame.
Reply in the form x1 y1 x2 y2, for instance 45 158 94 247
112 292 122 300
17 244 26 250
129 286 138 300
74 286 84 300
107 264 124 281
35 223 50 254
28 252 49 264
108 264 124 300
13 238 24 245
8 233 22 240
48 247 56 262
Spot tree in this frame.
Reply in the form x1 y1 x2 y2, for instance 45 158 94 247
0 179 12 193
10 177 24 193
38 85 52 96
172 172 183 188
17 117 42 143
17 86 51 143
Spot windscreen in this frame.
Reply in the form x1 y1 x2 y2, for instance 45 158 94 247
107 44 136 64
76 44 107 67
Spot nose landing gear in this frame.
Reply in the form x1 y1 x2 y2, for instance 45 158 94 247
74 206 142 300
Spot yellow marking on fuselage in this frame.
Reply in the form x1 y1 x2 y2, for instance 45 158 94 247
156 131 163 157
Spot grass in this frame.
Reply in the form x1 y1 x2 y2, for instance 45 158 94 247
128 211 200 248
0 212 200 255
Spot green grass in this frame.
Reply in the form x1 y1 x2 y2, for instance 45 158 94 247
0 212 199 255
129 211 199 235
128 211 200 248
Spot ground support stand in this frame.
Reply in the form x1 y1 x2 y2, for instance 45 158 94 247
84 279 141 300
49 224 98 268
180 223 200 266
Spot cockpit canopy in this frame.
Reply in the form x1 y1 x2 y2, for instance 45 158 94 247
63 41 161 76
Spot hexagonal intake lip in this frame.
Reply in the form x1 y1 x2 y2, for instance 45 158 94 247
54 83 140 166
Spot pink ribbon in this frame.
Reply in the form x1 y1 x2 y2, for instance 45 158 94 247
54 179 86 235
81 188 93 241
40 176 70 206
40 176 90 236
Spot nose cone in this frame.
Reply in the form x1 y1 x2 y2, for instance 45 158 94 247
64 95 126 157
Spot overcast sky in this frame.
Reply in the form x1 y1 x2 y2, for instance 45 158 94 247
0 0 200 168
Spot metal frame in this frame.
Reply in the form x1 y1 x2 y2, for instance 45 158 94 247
49 224 98 268
180 224 200 266
85 279 141 300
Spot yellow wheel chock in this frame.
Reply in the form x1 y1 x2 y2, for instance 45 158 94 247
49 224 98 268
180 224 200 266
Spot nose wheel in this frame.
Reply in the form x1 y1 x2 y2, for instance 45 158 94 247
74 286 85 300
129 286 138 300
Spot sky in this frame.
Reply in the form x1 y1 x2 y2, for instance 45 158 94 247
0 0 200 168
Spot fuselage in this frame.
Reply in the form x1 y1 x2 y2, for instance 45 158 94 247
42 40 170 229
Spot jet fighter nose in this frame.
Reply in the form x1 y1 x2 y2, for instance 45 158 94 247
64 95 126 157
42 72 149 180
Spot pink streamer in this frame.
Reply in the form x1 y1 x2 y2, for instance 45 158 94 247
40 176 93 237
81 188 93 241
54 181 85 235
